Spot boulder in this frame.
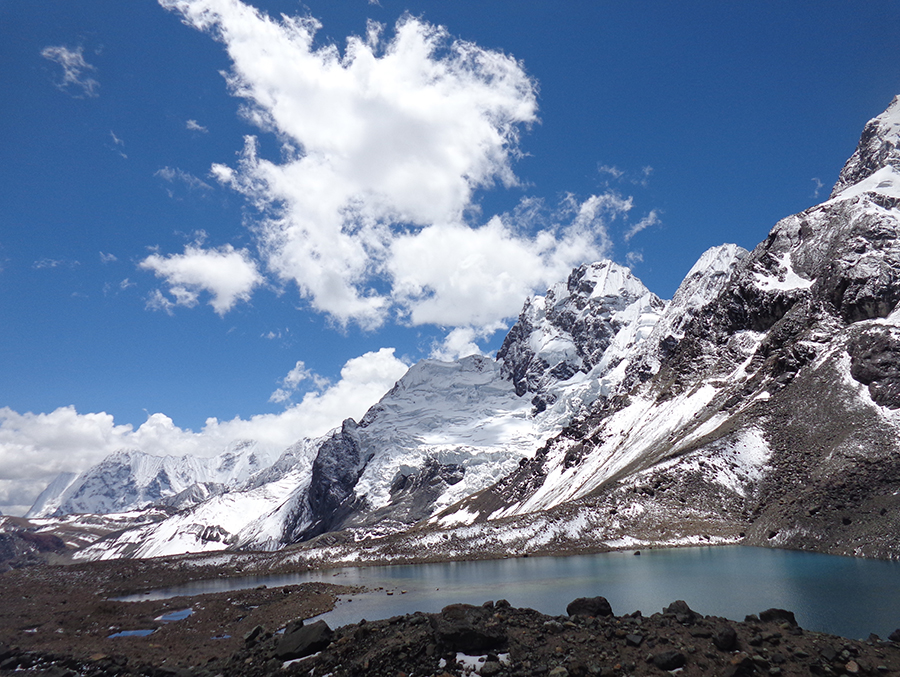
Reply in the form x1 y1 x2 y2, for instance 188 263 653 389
652 650 686 671
713 625 738 651
432 604 507 652
663 600 700 624
758 608 798 626
274 619 333 660
566 596 613 617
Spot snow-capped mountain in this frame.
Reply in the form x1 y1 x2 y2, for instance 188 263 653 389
27 441 275 518
72 262 669 560
425 95 900 560
47 95 900 564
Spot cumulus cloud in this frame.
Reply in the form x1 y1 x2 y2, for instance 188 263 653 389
186 119 209 132
269 360 325 403
389 192 627 327
429 323 507 361
158 0 596 330
0 348 409 515
140 244 263 315
41 45 99 97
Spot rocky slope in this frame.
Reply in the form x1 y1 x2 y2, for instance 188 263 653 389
424 95 900 559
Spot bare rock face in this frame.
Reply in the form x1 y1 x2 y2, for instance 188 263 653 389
498 261 664 399
848 325 900 408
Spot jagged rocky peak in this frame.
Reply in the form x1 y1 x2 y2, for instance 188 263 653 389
831 95 900 198
497 260 665 397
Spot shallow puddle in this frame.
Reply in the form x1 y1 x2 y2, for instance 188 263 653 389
108 629 156 638
155 608 193 622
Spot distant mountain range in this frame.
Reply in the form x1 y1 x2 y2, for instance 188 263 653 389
11 95 900 564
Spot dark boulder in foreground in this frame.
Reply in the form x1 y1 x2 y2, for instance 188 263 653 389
431 603 508 652
566 595 613 617
759 607 799 626
273 619 333 660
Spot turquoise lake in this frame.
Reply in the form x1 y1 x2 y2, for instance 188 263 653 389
124 546 900 639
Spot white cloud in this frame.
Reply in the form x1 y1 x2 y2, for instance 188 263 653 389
429 322 507 361
159 0 547 329
152 1 653 338
41 45 99 97
624 209 661 242
598 164 624 180
140 244 263 315
155 166 213 192
186 119 209 132
270 360 318 403
0 348 409 515
100 251 117 263
389 192 627 327
33 258 79 270
811 177 825 199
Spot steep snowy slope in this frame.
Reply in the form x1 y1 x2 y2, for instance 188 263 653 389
28 442 274 518
69 99 900 564
74 262 668 559
430 96 900 559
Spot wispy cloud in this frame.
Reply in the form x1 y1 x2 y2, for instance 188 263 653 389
624 209 662 242
599 163 654 188
41 45 99 98
155 166 213 193
811 177 825 199
100 251 117 263
33 258 80 270
186 119 208 133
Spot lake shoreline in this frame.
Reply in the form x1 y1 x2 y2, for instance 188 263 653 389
4 544 900 675
3 553 900 677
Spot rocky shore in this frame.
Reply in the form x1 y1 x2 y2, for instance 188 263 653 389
3 557 900 677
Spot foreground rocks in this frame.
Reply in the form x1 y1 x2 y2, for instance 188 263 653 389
5 595 900 677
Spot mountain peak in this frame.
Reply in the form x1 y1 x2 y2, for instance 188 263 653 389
831 95 900 198
498 259 664 398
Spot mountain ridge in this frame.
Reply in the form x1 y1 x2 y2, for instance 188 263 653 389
20 95 900 565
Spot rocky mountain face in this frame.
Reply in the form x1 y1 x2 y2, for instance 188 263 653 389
425 95 900 560
28 95 900 564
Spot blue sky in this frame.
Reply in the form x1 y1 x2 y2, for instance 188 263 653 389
1 0 899 514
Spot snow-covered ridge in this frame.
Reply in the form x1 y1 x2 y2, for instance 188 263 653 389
831 95 900 197
497 260 665 400
27 442 275 518
69 257 681 559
